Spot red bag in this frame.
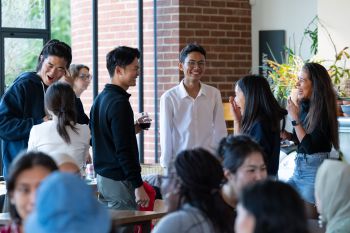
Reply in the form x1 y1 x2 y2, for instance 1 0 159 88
134 182 156 233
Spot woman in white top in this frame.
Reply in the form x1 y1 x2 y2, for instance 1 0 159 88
28 82 90 172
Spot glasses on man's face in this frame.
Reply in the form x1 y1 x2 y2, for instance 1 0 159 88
79 74 92 81
186 60 206 68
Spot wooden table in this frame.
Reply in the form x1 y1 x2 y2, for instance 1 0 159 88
110 210 167 233
0 209 167 233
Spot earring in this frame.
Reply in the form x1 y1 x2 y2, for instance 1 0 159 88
318 214 323 228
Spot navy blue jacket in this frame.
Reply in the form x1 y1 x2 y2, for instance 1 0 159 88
90 84 142 188
0 72 46 177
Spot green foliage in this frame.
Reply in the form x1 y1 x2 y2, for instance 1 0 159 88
51 0 71 45
263 48 303 106
3 0 71 89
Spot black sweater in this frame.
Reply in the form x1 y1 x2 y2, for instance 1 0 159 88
246 119 280 176
90 84 142 188
294 100 332 154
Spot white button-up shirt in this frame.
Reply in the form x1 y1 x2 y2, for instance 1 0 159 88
160 81 227 167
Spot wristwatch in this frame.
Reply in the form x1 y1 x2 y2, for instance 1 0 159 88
291 120 300 126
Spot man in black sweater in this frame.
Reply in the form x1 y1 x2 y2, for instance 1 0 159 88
90 46 149 210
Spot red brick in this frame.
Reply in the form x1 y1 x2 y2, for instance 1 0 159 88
72 0 252 163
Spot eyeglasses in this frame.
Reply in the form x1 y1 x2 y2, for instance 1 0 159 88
79 74 92 81
186 60 206 68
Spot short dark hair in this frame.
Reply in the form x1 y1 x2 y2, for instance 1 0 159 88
179 43 206 63
7 151 58 223
45 82 78 144
36 39 72 72
106 46 140 77
69 64 90 81
217 135 266 174
240 180 309 233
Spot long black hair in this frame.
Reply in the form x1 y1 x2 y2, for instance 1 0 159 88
240 180 309 233
237 75 287 133
174 148 234 233
7 151 58 224
302 63 339 150
45 82 78 144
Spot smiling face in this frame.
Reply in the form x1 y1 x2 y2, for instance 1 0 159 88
10 166 52 221
38 56 68 86
74 67 91 93
225 152 267 196
114 58 139 90
296 70 313 101
179 51 206 82
234 85 245 115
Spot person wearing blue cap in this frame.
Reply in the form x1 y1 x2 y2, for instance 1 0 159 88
25 172 111 233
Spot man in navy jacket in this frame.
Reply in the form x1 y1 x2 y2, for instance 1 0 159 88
0 39 72 178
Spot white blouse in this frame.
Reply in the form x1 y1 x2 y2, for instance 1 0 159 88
27 119 90 169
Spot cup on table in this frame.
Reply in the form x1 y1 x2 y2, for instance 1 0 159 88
136 112 152 130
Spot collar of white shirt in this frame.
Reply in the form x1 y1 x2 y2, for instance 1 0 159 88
178 80 208 99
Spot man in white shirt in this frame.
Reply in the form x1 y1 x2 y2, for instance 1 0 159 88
160 43 227 169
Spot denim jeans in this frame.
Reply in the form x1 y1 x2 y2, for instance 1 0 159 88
287 152 329 204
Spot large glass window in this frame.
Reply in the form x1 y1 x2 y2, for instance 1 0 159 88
1 0 46 29
4 38 43 89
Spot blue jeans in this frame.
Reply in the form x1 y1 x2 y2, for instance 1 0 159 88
287 152 329 204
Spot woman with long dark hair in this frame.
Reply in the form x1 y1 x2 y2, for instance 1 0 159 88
235 180 309 233
153 148 234 233
27 82 90 172
281 63 339 214
0 151 58 233
230 75 287 177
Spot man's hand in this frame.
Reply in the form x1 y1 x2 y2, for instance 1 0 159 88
135 185 150 208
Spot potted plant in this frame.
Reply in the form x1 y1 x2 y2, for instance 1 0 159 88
262 49 303 107
263 16 350 112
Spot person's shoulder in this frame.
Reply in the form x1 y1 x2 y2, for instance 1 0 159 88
161 83 181 99
201 82 219 91
153 210 191 232
13 72 41 85
76 123 90 133
31 121 54 131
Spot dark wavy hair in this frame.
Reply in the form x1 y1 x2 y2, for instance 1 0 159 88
237 75 287 133
217 134 266 174
45 82 78 144
302 63 339 150
174 148 234 233
106 46 140 78
240 180 309 233
36 39 72 72
7 151 58 224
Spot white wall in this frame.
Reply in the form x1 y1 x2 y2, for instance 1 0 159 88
318 0 350 63
251 0 317 73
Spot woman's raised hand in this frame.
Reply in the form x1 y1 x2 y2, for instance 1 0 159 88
229 96 242 122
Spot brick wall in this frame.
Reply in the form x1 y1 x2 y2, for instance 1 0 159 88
71 0 252 163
